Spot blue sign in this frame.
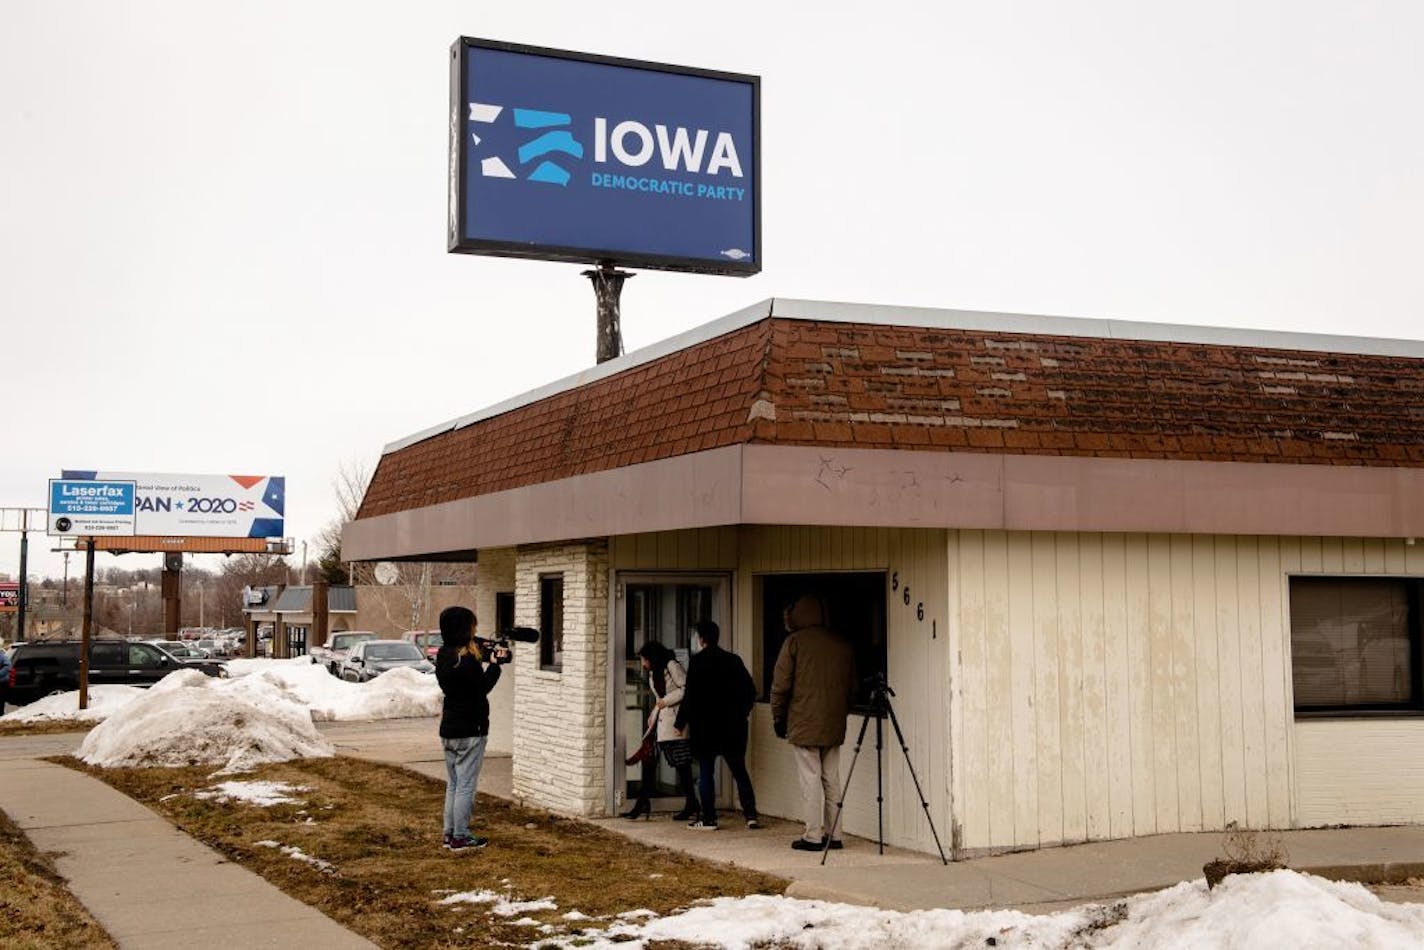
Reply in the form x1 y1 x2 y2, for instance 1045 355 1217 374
449 38 760 276
48 479 137 536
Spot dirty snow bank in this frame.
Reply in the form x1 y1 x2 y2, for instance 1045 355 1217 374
5 685 145 723
223 659 440 720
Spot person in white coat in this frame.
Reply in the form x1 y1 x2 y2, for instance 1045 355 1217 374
622 641 699 820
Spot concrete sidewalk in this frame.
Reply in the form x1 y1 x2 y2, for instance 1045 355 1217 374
0 732 374 949
321 717 1424 914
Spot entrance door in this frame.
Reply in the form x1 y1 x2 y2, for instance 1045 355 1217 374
615 574 730 809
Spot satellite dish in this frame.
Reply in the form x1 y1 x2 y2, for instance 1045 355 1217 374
374 562 400 586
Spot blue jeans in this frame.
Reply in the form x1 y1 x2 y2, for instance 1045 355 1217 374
697 750 757 826
442 735 488 838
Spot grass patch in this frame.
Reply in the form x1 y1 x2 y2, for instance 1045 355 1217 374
0 807 116 949
60 755 785 948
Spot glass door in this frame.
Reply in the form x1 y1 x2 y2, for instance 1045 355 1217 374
616 573 730 809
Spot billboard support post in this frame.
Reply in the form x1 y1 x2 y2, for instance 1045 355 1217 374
162 553 182 635
584 264 632 364
79 537 94 711
16 521 28 642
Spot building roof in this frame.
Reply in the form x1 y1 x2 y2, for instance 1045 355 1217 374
260 586 357 615
357 300 1424 522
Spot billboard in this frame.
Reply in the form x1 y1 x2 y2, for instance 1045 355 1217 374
0 582 18 612
58 471 285 539
449 37 760 276
48 479 137 536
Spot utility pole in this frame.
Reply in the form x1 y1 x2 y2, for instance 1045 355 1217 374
80 537 95 710
62 551 70 606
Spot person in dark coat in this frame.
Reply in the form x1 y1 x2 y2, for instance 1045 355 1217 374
771 594 858 850
674 619 760 830
435 605 507 852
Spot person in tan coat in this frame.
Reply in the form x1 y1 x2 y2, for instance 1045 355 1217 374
770 594 858 850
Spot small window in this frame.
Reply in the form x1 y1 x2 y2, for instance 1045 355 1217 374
1290 577 1423 714
91 642 124 667
128 644 164 668
539 575 564 670
757 572 887 713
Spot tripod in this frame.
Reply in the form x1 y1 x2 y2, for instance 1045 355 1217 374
821 674 948 865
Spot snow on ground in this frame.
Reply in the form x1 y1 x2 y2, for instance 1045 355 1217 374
256 840 337 875
436 870 1424 949
4 684 145 723
222 658 441 721
194 780 311 807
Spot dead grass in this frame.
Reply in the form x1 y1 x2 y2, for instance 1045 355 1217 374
0 807 116 949
60 755 785 948
0 720 93 737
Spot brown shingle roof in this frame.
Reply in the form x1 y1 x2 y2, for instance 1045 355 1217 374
357 314 1424 520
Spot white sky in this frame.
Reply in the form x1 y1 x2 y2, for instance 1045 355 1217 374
4 1 1422 581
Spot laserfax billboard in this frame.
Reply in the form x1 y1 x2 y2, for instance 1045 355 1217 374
59 471 285 539
448 37 760 275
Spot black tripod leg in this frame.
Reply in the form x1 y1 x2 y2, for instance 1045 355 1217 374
884 699 949 865
875 711 884 855
821 712 872 866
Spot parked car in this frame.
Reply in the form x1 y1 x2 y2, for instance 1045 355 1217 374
6 640 226 706
337 640 433 682
309 631 379 675
400 630 443 660
147 639 211 660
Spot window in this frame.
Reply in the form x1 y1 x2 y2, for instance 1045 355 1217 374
1290 577 1423 714
756 572 887 713
539 575 564 670
128 644 164 668
90 642 124 668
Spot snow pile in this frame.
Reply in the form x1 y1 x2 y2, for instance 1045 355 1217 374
194 780 310 807
224 659 441 721
256 840 336 875
76 683 333 772
4 685 145 724
456 870 1424 949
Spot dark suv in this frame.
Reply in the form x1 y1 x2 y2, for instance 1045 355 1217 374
6 640 227 706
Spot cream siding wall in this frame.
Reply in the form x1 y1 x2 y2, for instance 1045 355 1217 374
510 540 610 816
950 531 1424 855
475 547 516 756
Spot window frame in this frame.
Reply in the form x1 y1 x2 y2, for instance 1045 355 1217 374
539 574 565 672
1289 574 1424 718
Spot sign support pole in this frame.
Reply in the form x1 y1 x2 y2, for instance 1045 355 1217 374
583 263 633 364
80 537 95 711
16 519 29 642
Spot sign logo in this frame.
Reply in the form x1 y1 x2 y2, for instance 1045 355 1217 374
451 39 760 276
48 478 138 536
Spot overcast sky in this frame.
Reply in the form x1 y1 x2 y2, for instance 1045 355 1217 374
3 1 1422 581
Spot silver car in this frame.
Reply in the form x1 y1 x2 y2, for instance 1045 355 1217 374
338 640 434 682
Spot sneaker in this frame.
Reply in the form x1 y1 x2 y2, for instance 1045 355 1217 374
447 835 488 852
671 808 698 821
687 820 719 831
746 818 761 829
442 833 453 850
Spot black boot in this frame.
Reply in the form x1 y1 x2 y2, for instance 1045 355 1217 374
621 798 651 820
671 801 698 821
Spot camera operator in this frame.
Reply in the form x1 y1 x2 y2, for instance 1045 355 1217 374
771 595 858 851
436 606 509 853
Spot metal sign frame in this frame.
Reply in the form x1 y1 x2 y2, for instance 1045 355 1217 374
448 36 761 277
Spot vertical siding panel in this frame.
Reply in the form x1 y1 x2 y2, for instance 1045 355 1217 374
1409 541 1424 575
1170 535 1202 832
1192 535 1223 831
1147 534 1179 832
1124 533 1156 836
1007 532 1039 846
1278 536 1302 824
1342 538 1366 573
1215 537 1247 826
1237 536 1268 827
1320 537 1344 572
983 531 1016 848
1031 532 1063 846
1102 534 1133 838
1057 534 1087 844
1384 539 1407 574
956 531 988 849
1257 538 1291 828
1299 536 1323 573
1079 534 1111 840
1362 538 1386 574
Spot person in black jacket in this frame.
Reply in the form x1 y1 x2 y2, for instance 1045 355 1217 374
674 620 760 831
436 606 507 852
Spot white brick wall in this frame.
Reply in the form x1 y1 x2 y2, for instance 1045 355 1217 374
475 547 516 756
510 539 609 816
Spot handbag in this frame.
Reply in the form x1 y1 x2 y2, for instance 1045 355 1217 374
660 738 693 767
626 723 657 766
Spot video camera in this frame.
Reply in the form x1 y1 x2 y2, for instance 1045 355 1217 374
473 626 539 664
